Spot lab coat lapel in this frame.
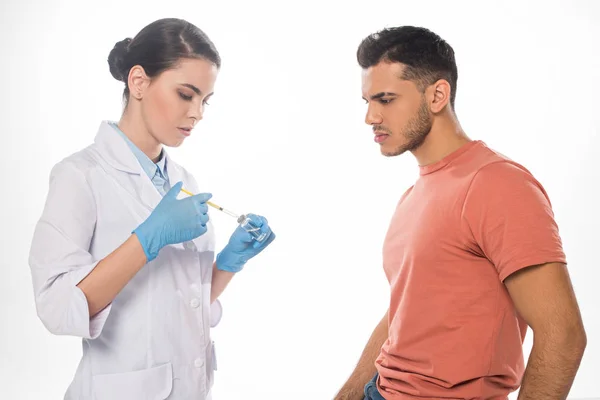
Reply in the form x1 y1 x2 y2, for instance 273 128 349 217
93 121 163 212
164 151 185 191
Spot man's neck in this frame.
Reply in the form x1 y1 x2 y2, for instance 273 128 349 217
411 115 470 167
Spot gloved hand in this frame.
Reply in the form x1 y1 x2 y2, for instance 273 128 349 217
134 181 212 262
216 214 275 273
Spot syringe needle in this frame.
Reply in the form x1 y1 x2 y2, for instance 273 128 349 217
207 202 239 219
180 188 239 219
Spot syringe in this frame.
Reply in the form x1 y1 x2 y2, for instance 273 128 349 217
180 188 267 242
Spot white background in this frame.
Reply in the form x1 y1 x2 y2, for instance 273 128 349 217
1 0 598 399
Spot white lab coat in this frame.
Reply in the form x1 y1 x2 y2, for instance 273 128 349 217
29 121 222 400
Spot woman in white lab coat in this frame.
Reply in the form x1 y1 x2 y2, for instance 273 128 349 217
28 18 275 400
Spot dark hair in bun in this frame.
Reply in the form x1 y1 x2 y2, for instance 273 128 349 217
108 38 132 82
106 18 221 103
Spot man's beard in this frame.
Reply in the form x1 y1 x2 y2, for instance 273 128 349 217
383 98 433 157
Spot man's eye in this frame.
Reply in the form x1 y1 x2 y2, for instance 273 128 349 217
379 98 392 104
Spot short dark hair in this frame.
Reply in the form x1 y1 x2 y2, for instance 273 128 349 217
357 26 458 109
107 18 221 103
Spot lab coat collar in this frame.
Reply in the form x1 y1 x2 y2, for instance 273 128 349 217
107 121 170 184
163 151 184 188
93 120 185 211
94 121 142 175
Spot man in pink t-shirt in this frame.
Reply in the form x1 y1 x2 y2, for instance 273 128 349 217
334 26 586 400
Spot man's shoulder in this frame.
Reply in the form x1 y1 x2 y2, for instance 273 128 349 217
469 142 535 182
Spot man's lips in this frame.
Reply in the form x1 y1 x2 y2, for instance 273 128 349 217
374 132 389 143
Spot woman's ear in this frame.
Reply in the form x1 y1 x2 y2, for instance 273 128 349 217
127 65 150 100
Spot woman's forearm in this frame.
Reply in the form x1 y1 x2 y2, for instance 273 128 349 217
77 234 147 317
211 263 235 303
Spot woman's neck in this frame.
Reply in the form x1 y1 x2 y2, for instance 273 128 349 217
118 111 163 162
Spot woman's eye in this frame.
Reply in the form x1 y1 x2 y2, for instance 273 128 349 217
179 92 193 101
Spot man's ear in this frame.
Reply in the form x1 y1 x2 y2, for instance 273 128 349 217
428 79 451 113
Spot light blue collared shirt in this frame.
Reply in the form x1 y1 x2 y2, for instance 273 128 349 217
110 122 171 196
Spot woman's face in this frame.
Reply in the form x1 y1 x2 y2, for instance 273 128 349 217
136 58 218 148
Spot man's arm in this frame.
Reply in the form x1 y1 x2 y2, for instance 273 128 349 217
335 310 389 400
504 262 586 400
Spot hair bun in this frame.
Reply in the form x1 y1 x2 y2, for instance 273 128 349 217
108 38 132 82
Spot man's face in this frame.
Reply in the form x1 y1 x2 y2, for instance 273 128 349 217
361 62 432 157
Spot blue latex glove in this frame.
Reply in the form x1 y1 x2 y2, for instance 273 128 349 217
134 181 212 262
216 214 275 273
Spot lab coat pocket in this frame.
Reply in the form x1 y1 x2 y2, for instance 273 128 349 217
206 341 217 389
92 362 173 400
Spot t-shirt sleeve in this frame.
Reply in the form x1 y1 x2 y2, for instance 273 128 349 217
461 161 566 281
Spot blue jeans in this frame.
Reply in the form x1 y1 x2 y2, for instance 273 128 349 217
364 373 386 400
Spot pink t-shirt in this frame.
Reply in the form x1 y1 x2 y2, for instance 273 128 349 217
376 140 566 399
